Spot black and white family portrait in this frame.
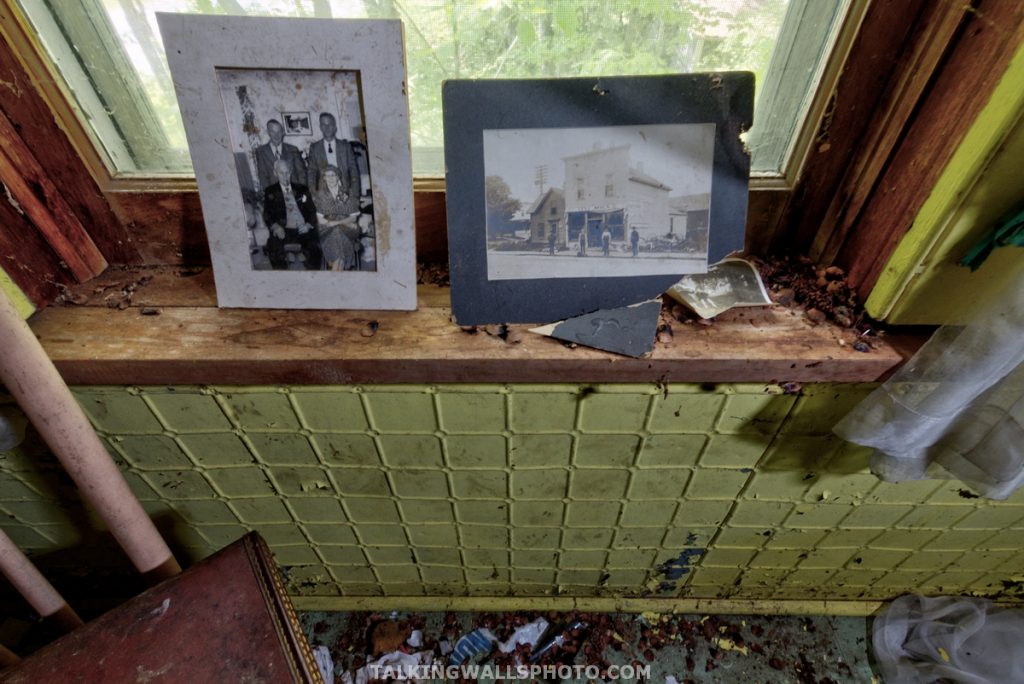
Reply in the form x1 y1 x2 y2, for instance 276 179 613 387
217 68 376 272
482 123 715 281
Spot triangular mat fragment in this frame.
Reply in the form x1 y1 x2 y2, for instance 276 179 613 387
530 300 661 358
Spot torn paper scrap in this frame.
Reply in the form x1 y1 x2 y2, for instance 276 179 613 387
498 618 549 653
665 258 771 319
530 299 661 357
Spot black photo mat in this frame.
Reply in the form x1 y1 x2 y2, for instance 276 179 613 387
443 73 754 325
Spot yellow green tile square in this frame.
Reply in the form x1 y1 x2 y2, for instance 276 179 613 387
399 500 454 523
509 390 577 432
331 468 392 497
416 547 463 565
319 545 367 565
438 392 505 433
357 524 409 545
74 390 162 433
816 529 880 548
613 528 664 548
575 434 639 467
390 470 450 499
511 469 567 499
267 467 333 496
291 390 368 431
344 498 401 523
450 470 507 499
578 393 650 432
649 393 724 433
229 497 291 523
716 393 795 435
558 569 605 585
606 548 657 568
141 470 217 499
463 548 509 567
460 525 509 548
895 506 971 529
569 470 629 500
637 434 705 466
179 433 254 467
509 501 562 526
445 435 507 469
562 528 614 549
510 435 571 467
700 435 771 468
456 501 509 525
220 391 300 430
620 501 676 527
565 501 618 528
146 392 231 431
674 501 732 527
289 497 346 523
116 435 192 470
727 501 792 528
628 468 691 500
364 391 436 432
303 524 357 545
838 504 912 529
314 434 381 466
685 468 750 500
513 527 561 549
247 433 319 465
420 565 465 583
407 524 459 546
378 435 443 467
259 524 310 546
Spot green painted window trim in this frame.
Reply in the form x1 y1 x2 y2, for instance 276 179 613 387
866 41 1024 320
1 267 34 319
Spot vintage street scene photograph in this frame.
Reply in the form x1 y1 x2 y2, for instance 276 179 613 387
216 68 376 272
482 123 715 280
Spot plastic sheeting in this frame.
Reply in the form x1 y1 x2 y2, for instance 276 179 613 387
873 594 1024 684
834 270 1024 499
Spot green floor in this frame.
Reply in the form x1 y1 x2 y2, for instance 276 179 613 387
299 611 877 683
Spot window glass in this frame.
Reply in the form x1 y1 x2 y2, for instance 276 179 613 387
15 0 845 178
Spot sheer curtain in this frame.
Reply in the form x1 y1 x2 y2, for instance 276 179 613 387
834 270 1024 499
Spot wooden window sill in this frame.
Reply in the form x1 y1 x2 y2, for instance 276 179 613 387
29 267 921 385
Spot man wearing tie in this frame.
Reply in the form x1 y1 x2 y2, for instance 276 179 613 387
255 119 306 190
307 112 360 196
262 159 322 270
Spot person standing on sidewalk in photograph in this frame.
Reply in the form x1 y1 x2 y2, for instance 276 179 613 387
630 227 640 257
548 230 556 255
578 229 587 257
601 227 611 256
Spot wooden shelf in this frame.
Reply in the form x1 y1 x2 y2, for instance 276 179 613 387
29 267 919 385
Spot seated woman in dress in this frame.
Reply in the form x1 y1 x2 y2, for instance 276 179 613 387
313 164 361 271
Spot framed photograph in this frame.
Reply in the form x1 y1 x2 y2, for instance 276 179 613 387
282 112 313 136
158 14 416 310
444 74 753 325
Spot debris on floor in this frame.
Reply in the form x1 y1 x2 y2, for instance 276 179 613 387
300 610 875 683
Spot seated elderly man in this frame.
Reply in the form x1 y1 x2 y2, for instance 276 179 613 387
262 159 323 270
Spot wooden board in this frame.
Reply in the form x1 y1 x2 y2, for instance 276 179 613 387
29 267 914 385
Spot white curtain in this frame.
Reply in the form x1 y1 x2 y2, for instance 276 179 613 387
834 270 1024 499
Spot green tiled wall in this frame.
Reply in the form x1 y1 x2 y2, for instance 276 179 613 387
2 383 1023 601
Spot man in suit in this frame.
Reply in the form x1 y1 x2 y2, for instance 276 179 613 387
262 159 322 270
255 119 306 190
307 112 360 196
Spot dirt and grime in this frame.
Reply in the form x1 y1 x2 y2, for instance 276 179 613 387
300 610 874 683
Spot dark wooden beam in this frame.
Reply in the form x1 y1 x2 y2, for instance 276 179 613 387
29 267 913 386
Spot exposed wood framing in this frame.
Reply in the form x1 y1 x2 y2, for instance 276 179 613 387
781 0 1024 300
0 110 107 281
838 0 1024 299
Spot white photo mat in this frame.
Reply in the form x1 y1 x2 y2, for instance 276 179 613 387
158 14 416 310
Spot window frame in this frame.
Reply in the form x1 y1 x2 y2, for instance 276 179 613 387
0 0 1009 313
